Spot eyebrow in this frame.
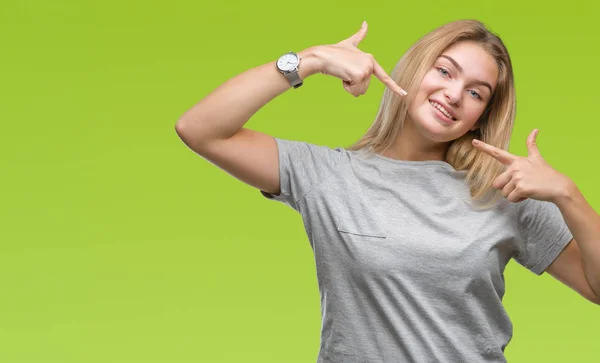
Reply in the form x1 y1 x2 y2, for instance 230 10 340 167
439 55 494 94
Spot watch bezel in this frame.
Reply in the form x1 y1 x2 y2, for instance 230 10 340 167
276 51 301 73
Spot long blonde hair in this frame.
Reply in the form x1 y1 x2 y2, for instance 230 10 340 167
347 19 515 208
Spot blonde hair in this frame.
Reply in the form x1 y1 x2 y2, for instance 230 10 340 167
347 19 515 208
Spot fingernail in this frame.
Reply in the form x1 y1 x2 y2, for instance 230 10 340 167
401 89 408 96
362 20 367 27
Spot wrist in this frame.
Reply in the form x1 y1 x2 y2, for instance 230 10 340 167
298 46 324 79
553 177 579 207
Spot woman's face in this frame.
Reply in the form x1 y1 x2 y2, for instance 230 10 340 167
407 41 499 143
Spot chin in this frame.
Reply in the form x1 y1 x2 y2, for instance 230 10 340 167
411 114 455 142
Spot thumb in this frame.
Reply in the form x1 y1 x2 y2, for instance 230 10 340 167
340 21 368 47
527 129 541 157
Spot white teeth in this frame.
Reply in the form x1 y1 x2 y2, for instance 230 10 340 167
430 101 455 120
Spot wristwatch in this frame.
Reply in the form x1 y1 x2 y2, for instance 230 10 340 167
276 51 303 88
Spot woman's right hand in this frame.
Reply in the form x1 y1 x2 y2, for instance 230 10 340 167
310 21 407 98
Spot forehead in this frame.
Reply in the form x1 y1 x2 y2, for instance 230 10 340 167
439 41 499 89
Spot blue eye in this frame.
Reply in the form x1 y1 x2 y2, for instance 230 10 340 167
437 67 450 77
468 90 481 99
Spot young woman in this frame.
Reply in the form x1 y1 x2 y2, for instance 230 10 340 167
175 19 600 362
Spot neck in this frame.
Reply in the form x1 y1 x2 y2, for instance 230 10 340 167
380 122 450 162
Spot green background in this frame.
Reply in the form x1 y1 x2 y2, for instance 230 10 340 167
1 0 598 362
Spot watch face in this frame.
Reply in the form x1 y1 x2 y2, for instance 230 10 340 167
277 53 299 71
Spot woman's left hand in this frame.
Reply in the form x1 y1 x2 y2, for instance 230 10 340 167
472 129 574 203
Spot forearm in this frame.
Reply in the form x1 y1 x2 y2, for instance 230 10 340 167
175 46 322 145
554 182 600 297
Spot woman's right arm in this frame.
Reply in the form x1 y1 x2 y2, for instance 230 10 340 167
174 47 322 196
174 22 406 196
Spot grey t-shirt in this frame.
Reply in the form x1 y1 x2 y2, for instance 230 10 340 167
260 137 572 363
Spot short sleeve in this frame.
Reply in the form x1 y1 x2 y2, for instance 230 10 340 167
513 198 573 275
259 137 345 211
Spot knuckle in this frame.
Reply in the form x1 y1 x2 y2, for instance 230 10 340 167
351 71 364 81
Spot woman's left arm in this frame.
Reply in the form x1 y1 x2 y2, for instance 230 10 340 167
473 129 600 304
550 184 600 302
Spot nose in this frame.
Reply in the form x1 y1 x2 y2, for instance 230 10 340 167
443 84 461 106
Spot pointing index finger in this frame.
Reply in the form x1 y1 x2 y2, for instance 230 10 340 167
372 58 407 96
472 139 517 165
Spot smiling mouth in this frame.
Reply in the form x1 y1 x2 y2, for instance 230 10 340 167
429 101 457 121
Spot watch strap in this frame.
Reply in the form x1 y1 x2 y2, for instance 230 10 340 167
286 71 303 89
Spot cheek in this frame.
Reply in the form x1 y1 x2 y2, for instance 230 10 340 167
463 103 487 122
417 72 438 93
408 74 437 112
